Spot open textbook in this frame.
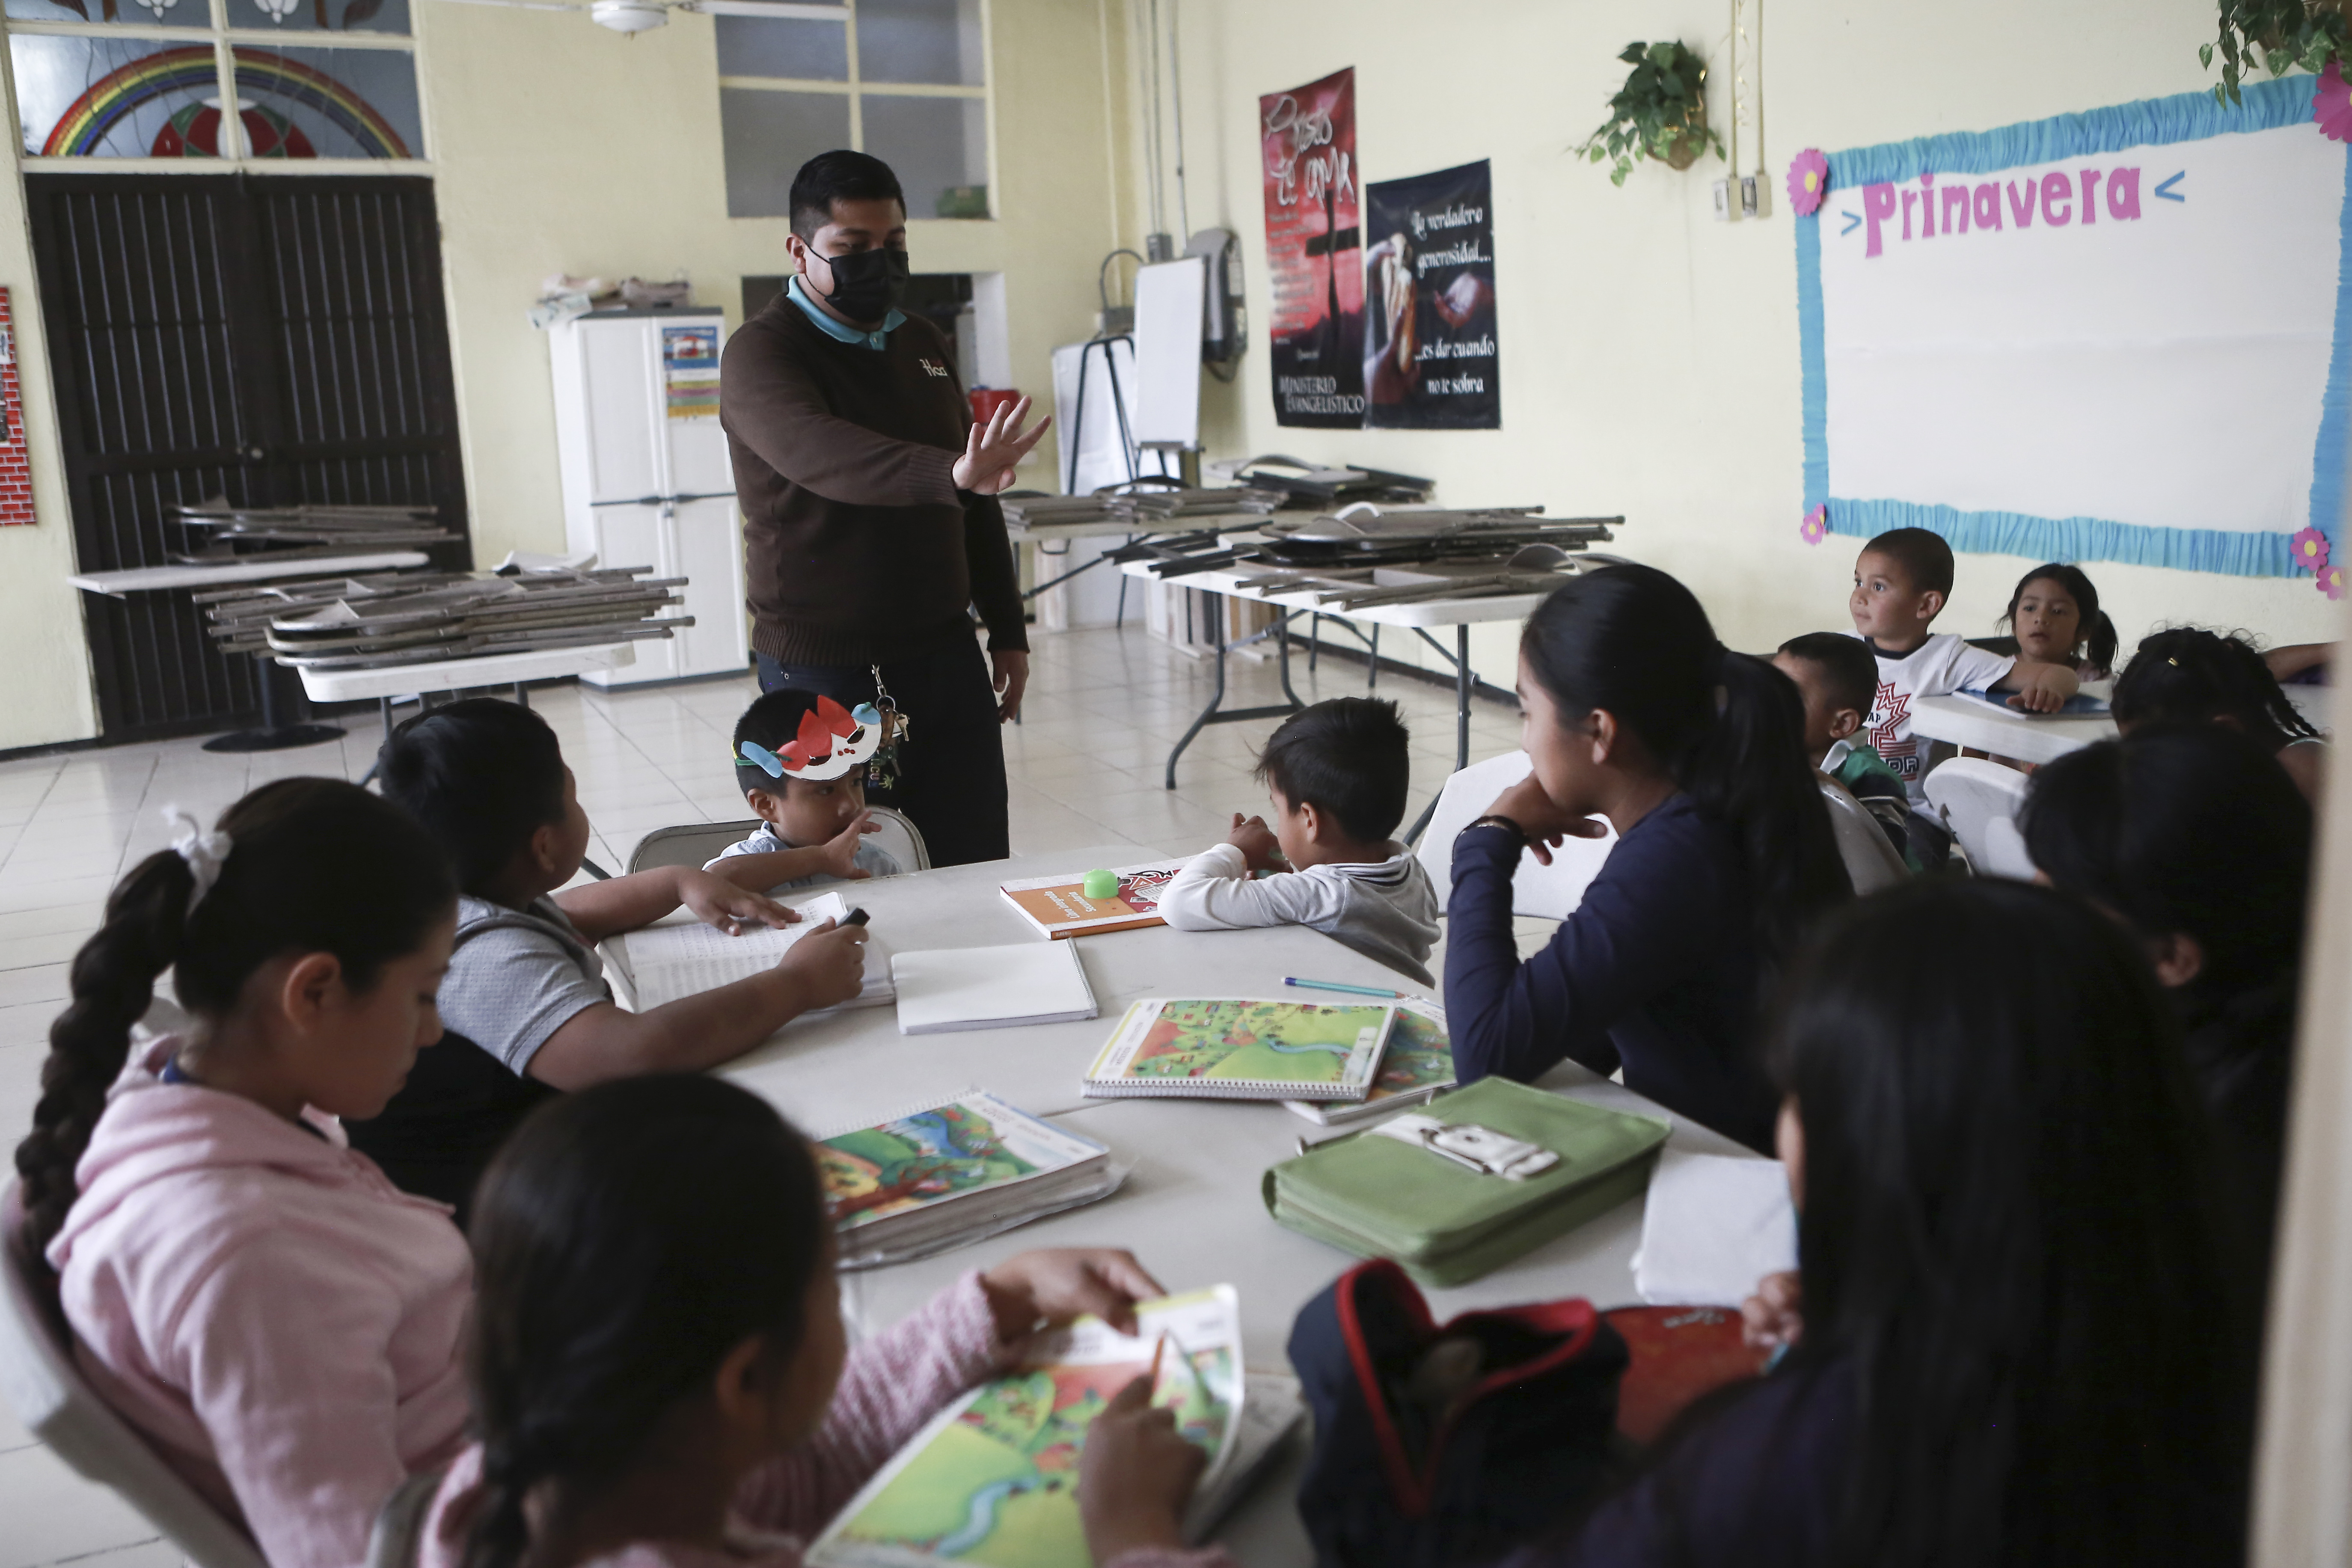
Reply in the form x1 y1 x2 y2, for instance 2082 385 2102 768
1083 998 1393 1101
809 1288 1298 1568
998 858 1190 939
612 891 892 1013
1283 997 1455 1124
814 1090 1121 1267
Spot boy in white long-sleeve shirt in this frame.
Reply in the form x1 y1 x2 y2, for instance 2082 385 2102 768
1160 697 1440 984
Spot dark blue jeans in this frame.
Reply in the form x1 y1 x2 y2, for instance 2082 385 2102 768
756 638 1010 867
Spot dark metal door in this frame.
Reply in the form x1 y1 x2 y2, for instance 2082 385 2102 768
27 172 469 741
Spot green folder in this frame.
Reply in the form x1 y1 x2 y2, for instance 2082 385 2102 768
1262 1077 1672 1288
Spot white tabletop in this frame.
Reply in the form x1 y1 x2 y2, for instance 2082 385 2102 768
623 845 1754 1563
1907 692 2119 765
66 551 431 597
1910 677 2334 766
1119 558 1547 630
289 641 638 702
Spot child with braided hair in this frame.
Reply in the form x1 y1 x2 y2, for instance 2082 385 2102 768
11 778 472 1568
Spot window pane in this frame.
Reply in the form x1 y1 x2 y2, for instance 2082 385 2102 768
226 0 410 33
861 93 986 219
856 0 983 86
226 47 421 157
6 0 204 26
715 15 845 80
14 36 223 156
721 87 849 218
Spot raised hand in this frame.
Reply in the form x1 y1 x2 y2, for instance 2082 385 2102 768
821 810 879 880
952 394 1053 495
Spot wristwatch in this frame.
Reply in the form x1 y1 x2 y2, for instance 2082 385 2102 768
1461 814 1525 844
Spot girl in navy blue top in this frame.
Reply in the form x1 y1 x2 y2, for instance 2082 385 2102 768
1519 879 2244 1568
1445 564 1849 1151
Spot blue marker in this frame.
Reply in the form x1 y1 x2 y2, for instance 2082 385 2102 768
1283 977 1404 999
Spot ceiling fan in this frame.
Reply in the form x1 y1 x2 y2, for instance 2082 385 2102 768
431 0 839 36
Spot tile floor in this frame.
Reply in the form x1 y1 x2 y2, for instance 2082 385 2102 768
0 623 1527 1564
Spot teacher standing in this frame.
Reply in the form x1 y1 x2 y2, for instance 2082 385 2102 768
721 149 1049 866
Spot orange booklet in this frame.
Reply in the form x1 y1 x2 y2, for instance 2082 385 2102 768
998 858 1190 938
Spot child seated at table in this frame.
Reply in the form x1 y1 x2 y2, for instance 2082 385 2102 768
1847 527 2079 799
19 780 473 1568
347 698 870 1215
707 688 904 894
412 1075 1233 1568
2022 723 2310 1325
1773 631 1920 868
1159 696 1440 985
2111 626 2328 803
1988 561 2119 680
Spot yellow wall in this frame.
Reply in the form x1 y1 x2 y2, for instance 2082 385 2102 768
1145 0 2348 691
0 0 1138 750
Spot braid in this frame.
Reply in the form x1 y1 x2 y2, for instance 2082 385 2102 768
461 1438 546 1568
12 851 191 1254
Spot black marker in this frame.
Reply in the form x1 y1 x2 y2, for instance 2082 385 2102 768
843 907 871 928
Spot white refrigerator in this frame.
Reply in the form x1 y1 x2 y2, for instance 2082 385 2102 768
549 309 750 686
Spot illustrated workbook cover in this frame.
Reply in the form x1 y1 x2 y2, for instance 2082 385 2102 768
1284 997 1455 1124
807 1288 1244 1568
1081 998 1393 1101
815 1091 1110 1237
998 859 1190 939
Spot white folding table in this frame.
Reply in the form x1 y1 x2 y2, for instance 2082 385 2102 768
600 844 1755 1567
292 641 643 784
1119 557 1544 834
1910 678 2334 766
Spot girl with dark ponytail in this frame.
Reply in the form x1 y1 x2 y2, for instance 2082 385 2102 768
1999 561 2119 679
408 1077 1215 1568
18 778 473 1568
2111 625 2328 803
1444 564 1851 1152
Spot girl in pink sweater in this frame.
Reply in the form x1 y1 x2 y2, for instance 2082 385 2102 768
417 1076 1234 1568
14 778 469 1568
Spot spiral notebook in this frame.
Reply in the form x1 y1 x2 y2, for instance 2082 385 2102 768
1283 997 1455 1124
611 891 892 1014
813 1088 1120 1266
1082 997 1394 1102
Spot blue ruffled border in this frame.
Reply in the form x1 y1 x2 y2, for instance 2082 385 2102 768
1796 75 2343 579
1818 499 2293 578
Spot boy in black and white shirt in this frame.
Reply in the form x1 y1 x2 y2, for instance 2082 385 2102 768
1846 527 2078 799
1160 698 1440 985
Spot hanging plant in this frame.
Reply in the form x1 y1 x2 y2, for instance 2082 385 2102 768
2204 0 2351 104
1575 41 1725 187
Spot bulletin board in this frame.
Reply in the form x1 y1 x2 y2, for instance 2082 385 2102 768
1794 76 2352 587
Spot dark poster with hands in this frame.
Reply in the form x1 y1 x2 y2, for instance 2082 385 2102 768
1260 68 1365 428
1365 160 1500 430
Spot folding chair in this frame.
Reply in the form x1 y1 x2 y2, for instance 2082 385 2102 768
1922 758 2034 879
1816 776 1910 894
1414 750 1618 919
0 1184 268 1568
625 807 930 877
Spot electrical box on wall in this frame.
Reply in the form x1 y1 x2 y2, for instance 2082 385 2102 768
1712 179 1737 223
1740 174 1770 219
1185 228 1246 368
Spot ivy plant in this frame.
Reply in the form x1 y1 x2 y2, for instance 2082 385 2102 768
2203 0 2349 104
1575 41 1725 187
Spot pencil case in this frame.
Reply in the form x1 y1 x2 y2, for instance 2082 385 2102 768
1262 1077 1671 1288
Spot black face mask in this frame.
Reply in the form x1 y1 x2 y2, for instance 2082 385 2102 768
814 246 911 323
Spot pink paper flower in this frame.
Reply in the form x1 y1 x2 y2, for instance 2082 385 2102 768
2318 60 2352 143
2321 563 2346 600
1788 149 1829 217
2293 526 2332 573
1800 504 1828 545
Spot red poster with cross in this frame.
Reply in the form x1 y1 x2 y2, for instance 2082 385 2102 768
1260 67 1364 428
0 290 32 526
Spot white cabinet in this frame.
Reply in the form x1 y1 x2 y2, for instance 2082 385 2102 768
548 310 750 686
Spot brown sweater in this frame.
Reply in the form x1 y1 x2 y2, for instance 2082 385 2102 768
720 294 1028 667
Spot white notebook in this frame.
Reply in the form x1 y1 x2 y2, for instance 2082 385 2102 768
889 939 1098 1034
617 891 891 1013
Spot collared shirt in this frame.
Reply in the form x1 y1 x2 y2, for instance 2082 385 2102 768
786 274 906 351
